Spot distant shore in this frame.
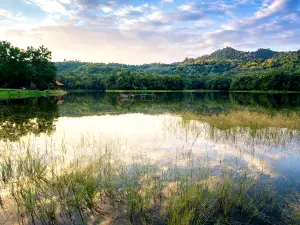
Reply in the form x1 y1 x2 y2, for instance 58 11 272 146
0 89 67 100
105 90 300 94
1 89 299 100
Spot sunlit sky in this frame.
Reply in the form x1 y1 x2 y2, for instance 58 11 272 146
0 0 300 64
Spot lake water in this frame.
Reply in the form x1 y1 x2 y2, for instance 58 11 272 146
1 91 300 223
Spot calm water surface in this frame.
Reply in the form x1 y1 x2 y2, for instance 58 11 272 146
1 92 300 191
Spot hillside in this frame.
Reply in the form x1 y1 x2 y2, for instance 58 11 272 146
193 47 278 61
56 47 300 76
55 47 300 91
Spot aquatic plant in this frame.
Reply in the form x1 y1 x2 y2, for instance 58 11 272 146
0 136 297 224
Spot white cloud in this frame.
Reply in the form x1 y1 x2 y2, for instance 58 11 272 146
255 0 299 19
0 9 25 21
148 11 166 21
101 7 112 13
24 0 69 16
57 0 72 3
1 0 299 63
179 4 193 11
115 5 145 17
162 0 173 3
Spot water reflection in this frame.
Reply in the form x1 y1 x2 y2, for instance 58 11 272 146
0 92 300 180
0 97 59 141
59 91 300 116
1 92 300 224
1 91 300 141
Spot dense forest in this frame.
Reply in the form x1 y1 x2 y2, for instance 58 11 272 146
56 47 300 91
0 41 56 90
1 41 300 91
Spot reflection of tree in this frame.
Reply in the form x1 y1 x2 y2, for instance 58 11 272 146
60 92 300 118
0 97 59 141
229 93 300 109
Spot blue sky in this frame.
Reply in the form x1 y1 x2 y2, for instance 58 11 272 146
0 0 300 63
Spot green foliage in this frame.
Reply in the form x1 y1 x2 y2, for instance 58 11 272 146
58 69 185 90
56 47 300 91
0 41 56 89
231 70 300 91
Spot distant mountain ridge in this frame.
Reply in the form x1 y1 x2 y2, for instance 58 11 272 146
55 46 300 91
203 47 277 60
183 47 283 62
56 47 300 78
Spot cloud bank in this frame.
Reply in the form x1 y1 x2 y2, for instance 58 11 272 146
0 0 299 63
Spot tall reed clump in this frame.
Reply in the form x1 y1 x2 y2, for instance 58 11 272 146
0 138 297 224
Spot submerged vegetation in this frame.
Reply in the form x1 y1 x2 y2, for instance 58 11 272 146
0 92 300 224
0 135 297 224
181 110 300 130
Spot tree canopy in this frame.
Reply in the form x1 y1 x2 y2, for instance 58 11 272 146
56 47 300 91
0 41 57 90
1 42 300 91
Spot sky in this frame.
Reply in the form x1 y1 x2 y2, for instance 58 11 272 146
0 0 300 64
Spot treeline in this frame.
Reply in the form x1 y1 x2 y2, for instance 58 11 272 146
0 41 56 89
57 62 235 90
231 70 300 91
58 67 300 91
58 71 185 90
57 47 300 76
54 46 300 92
56 60 238 76
2 41 299 92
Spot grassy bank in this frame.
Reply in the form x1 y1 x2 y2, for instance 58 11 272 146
0 89 67 99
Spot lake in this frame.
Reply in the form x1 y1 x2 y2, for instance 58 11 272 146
1 91 300 224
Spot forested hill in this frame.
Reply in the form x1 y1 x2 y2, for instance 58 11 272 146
56 47 300 75
56 47 300 91
191 47 278 61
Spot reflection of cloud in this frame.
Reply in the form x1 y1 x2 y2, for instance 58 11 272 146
1 114 299 180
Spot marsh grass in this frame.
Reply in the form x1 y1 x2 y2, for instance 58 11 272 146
176 110 300 147
0 136 298 225
181 110 300 130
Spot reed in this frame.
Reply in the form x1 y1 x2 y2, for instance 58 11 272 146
0 135 298 224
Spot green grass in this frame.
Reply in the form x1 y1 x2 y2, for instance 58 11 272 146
0 89 67 99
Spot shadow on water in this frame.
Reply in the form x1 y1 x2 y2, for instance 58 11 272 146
0 97 59 141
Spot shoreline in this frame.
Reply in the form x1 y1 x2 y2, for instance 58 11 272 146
0 89 67 100
105 89 300 94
